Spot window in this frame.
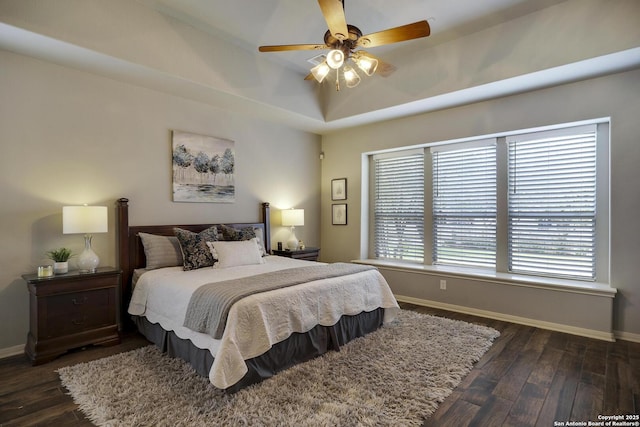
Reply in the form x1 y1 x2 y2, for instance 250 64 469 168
367 121 608 282
508 125 597 279
432 141 497 269
373 150 424 262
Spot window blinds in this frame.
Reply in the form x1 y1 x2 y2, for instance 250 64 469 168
508 125 597 279
432 142 497 268
373 150 424 262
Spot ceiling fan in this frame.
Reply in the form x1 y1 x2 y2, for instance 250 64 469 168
258 0 431 90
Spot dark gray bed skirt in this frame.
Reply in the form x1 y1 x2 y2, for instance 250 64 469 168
132 308 385 392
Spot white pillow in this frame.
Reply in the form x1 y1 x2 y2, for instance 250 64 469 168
206 238 265 269
253 226 268 256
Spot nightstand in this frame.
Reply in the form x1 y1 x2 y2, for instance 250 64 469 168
272 247 320 262
22 267 121 365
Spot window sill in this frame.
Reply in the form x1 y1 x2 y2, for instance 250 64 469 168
353 259 616 298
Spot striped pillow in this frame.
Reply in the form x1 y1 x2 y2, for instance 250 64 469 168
138 233 183 269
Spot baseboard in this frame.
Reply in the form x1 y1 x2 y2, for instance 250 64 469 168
0 344 24 359
396 294 616 342
614 330 640 343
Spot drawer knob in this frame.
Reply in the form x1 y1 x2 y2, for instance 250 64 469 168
72 297 89 305
71 316 87 325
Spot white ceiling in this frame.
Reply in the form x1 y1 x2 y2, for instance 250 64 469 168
1 0 638 134
135 0 568 76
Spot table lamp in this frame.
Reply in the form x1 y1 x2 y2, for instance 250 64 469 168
63 205 108 273
281 208 304 250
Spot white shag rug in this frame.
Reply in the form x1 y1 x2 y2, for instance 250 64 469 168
57 310 499 426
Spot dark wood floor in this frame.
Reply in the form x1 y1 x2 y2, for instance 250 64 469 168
1 304 638 426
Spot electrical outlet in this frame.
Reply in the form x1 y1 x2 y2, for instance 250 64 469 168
440 280 447 290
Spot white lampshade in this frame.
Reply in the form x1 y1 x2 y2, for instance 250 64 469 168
62 205 108 273
63 206 108 234
281 209 304 227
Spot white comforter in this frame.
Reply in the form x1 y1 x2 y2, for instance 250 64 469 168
128 256 400 389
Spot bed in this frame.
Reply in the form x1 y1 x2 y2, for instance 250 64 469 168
116 198 400 392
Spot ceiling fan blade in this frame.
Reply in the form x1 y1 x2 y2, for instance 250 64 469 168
357 50 397 77
259 44 327 52
317 0 349 41
357 20 431 48
304 72 315 81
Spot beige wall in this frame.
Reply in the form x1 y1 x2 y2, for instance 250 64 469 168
320 69 640 340
0 50 321 351
1 0 638 351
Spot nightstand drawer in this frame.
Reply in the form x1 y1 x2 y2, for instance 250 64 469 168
291 253 318 261
43 289 115 338
35 275 119 297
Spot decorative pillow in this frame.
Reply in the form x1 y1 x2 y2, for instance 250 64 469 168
252 226 268 256
206 238 265 269
219 224 256 242
174 226 219 270
138 233 183 269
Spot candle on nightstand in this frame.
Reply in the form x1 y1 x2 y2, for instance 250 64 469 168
37 265 54 277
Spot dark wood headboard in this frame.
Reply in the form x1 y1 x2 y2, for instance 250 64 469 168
115 198 271 320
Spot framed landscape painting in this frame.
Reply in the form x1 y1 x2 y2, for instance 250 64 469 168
172 130 235 203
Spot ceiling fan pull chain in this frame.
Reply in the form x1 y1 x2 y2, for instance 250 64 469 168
335 71 340 91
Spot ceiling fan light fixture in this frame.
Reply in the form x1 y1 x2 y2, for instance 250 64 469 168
326 49 345 69
310 61 331 83
355 53 378 76
343 65 361 88
259 4 432 87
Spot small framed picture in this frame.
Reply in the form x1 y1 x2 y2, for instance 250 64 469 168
332 204 347 225
331 178 347 200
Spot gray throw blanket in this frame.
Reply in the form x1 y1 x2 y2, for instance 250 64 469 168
183 262 375 339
